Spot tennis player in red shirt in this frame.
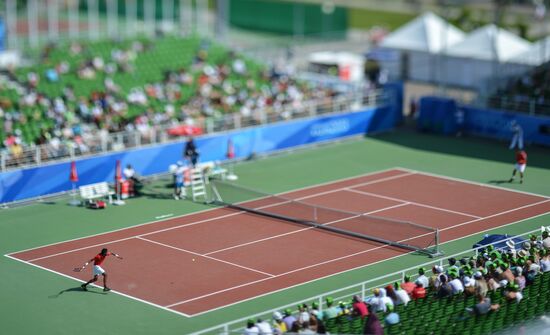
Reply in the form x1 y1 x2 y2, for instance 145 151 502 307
76 248 123 292
509 149 527 184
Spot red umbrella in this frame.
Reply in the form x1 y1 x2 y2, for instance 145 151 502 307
226 139 235 159
115 160 122 182
69 161 78 183
115 160 122 194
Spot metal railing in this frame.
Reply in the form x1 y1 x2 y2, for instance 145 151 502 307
483 95 550 116
0 89 385 172
191 228 542 335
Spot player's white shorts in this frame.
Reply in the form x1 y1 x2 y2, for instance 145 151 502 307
93 265 106 276
515 163 526 173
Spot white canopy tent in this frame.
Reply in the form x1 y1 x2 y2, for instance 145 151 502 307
442 24 533 89
379 12 466 83
445 24 531 62
380 11 465 53
510 37 550 66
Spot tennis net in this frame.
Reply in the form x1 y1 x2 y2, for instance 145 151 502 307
210 180 442 257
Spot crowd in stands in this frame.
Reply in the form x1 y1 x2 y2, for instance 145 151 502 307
0 35 338 168
489 61 550 115
243 229 550 334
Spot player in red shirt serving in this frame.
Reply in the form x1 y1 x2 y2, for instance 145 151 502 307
75 248 123 292
509 149 527 184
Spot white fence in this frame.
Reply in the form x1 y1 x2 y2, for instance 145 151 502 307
191 228 540 335
0 89 385 172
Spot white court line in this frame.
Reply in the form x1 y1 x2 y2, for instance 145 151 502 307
166 198 550 308
203 203 410 256
3 254 192 318
187 209 550 318
166 199 550 310
346 188 482 219
8 168 404 257
5 169 550 317
136 237 275 277
439 199 550 232
397 167 550 200
24 171 415 263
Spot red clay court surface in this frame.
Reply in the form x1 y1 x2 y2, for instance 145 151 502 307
6 168 550 317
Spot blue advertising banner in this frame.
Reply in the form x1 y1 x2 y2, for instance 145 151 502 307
0 106 398 203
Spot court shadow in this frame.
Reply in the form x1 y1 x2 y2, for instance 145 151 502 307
488 179 512 185
48 286 107 298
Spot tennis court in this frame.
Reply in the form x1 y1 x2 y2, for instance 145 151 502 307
7 167 550 317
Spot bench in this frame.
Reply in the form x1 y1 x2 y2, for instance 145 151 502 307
79 182 115 204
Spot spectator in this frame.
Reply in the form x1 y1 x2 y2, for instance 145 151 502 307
297 304 310 324
437 275 453 298
298 321 315 334
401 275 415 296
505 283 523 303
542 229 550 249
448 272 464 295
448 257 459 272
309 302 321 319
368 288 393 312
431 265 445 289
384 304 400 326
463 276 476 296
411 280 426 300
540 249 550 272
514 266 526 291
337 301 350 316
363 305 383 335
256 318 272 335
244 319 260 335
471 294 499 316
391 282 410 306
473 271 488 297
352 295 368 318
289 321 300 334
315 317 327 334
499 263 515 283
282 309 297 331
272 311 287 334
416 267 429 289
323 297 339 320
123 163 142 195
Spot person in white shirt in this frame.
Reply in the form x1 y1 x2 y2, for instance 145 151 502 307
243 319 260 335
255 318 273 335
417 267 429 289
368 288 393 312
392 282 411 306
449 273 464 295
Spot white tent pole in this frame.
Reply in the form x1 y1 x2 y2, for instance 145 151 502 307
145 0 155 36
28 0 39 48
6 0 17 49
69 0 79 39
48 0 59 41
107 0 117 38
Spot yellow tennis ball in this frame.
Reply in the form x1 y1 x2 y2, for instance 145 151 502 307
192 258 195 262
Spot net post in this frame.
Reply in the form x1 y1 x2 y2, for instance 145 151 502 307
429 228 443 258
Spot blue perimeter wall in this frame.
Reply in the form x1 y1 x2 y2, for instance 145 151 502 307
461 106 550 145
418 96 550 146
0 104 401 203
